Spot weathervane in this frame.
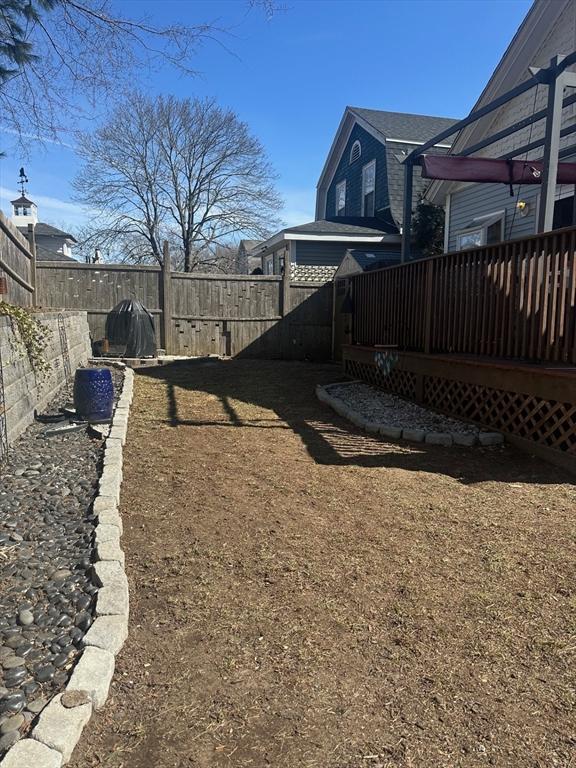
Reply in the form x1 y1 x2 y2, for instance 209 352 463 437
18 167 28 196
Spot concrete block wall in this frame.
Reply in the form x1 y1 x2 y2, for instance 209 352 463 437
1 311 92 445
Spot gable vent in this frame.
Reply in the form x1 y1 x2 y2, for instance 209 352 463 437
349 140 362 164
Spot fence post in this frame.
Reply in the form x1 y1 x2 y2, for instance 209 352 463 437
282 246 292 316
27 223 37 306
423 258 434 354
280 246 292 358
161 241 173 354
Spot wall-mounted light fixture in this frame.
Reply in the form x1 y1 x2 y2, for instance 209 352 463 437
516 199 530 217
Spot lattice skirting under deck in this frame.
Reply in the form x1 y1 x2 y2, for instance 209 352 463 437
344 358 576 456
345 359 417 401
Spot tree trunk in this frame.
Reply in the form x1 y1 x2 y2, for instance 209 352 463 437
184 245 192 272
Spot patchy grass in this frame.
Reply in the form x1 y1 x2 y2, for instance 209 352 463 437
69 359 576 768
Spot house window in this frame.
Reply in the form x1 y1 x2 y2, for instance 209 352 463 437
265 256 274 274
553 195 575 229
362 160 376 217
350 140 361 164
335 180 346 216
456 211 505 250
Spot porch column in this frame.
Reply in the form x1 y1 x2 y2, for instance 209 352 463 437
538 56 576 232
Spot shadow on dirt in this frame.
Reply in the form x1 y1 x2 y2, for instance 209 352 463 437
136 358 572 486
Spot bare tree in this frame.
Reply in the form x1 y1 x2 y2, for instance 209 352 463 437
74 93 282 271
0 0 278 150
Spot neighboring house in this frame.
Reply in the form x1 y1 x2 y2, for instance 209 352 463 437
316 107 457 226
255 107 457 280
255 217 401 281
236 240 263 273
425 0 576 251
11 194 77 261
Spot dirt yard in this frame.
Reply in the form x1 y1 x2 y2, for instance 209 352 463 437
69 359 576 768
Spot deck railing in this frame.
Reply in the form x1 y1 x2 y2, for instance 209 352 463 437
351 225 576 364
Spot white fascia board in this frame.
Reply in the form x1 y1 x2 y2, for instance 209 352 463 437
251 229 401 258
251 230 287 256
386 138 452 148
284 232 401 243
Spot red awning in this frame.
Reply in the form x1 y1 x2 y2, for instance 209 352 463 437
420 154 576 184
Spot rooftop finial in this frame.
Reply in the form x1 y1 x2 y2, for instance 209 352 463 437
18 167 28 196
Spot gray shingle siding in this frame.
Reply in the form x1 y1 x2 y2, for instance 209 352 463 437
325 125 389 222
386 142 451 227
447 183 540 252
295 241 351 266
294 240 400 267
349 108 457 144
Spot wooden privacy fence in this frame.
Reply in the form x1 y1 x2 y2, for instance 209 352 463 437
351 225 576 364
36 260 332 360
0 211 35 306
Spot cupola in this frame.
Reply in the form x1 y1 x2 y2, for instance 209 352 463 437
11 167 38 227
11 194 38 227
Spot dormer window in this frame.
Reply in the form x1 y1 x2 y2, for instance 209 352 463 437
350 140 361 164
335 180 346 217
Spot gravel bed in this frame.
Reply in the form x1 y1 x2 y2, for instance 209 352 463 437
326 382 481 435
0 367 123 755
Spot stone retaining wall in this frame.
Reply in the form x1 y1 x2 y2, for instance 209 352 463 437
1 311 92 447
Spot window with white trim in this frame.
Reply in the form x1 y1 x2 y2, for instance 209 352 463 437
350 140 361 164
362 160 376 217
456 211 505 250
335 180 346 217
264 256 274 274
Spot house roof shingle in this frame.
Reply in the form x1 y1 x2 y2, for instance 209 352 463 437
349 108 458 145
10 195 35 206
346 248 401 271
35 244 77 262
284 217 398 236
28 222 77 241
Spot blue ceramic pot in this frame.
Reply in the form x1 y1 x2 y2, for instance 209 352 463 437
74 368 114 422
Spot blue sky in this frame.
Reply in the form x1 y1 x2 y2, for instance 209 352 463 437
0 0 532 232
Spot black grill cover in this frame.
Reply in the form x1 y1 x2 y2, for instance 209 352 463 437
105 299 156 358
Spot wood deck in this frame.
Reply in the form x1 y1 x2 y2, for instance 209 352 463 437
343 344 576 473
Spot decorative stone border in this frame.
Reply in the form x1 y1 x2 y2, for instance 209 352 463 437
0 366 134 768
316 382 504 448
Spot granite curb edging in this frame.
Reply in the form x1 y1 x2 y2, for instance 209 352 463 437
316 383 504 448
0 366 134 768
